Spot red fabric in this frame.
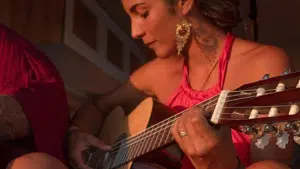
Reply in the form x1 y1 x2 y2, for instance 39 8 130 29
0 24 69 167
165 33 251 168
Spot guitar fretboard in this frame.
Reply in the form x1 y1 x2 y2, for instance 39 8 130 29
110 96 218 168
110 115 177 168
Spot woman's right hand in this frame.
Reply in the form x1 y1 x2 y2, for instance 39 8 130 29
68 127 111 169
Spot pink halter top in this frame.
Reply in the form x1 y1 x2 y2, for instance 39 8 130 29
166 33 251 168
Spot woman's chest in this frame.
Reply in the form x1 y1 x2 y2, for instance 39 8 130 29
152 71 222 106
152 74 182 104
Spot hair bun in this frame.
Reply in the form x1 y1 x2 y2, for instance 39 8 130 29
196 0 241 30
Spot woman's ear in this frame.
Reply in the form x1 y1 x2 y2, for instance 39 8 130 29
177 0 194 15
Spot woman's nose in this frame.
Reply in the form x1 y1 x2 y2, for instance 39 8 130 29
131 21 145 39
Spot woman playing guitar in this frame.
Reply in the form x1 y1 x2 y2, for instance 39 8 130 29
67 0 298 169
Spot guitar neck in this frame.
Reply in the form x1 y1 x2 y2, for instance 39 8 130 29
126 114 177 159
105 116 175 169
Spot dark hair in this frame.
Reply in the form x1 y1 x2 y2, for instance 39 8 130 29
166 0 241 30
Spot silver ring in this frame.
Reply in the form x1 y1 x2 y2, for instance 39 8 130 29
179 131 188 138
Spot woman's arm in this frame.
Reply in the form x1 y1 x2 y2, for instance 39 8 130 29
71 80 150 135
70 59 156 135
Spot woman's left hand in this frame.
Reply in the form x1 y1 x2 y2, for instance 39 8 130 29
171 106 238 169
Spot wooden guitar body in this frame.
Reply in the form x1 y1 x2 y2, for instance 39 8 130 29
98 98 182 169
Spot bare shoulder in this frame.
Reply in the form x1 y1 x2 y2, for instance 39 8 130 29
233 39 292 80
129 58 173 96
92 59 170 115
247 45 292 81
252 45 292 72
226 39 293 89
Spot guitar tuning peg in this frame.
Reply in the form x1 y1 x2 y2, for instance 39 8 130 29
255 134 270 149
293 136 300 145
276 131 289 149
241 125 259 135
262 74 270 80
264 124 279 134
284 122 300 135
281 68 291 75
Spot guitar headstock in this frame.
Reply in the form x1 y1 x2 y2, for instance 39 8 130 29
210 70 300 149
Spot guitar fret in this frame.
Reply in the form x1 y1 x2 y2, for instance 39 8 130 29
147 126 160 152
119 142 129 166
141 129 151 154
135 133 148 158
116 150 123 167
112 109 188 167
122 135 139 164
132 126 162 158
143 129 153 153
115 148 123 167
144 125 162 154
150 126 160 151
142 133 150 154
152 122 166 149
157 123 169 147
114 138 130 168
150 125 163 150
128 137 143 163
146 127 158 153
165 116 176 143
112 147 122 168
112 124 173 168
119 145 127 167
131 137 140 159
124 144 134 164
127 140 135 161
140 118 172 153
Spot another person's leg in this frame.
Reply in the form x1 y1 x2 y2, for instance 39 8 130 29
6 152 69 169
247 160 290 169
131 162 166 169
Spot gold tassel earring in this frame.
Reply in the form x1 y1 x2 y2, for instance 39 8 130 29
176 19 192 55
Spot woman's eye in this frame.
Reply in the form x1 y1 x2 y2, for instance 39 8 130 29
140 11 149 18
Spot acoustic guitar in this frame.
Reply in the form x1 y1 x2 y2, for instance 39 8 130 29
85 71 300 169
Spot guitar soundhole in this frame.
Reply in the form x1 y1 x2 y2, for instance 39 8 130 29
85 133 128 169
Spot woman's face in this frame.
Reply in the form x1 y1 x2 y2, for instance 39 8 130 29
122 0 183 58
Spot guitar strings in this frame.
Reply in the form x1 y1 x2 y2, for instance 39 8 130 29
94 87 296 166
108 88 279 153
109 89 278 153
109 101 288 155
108 103 295 157
91 74 300 164
109 87 276 150
109 94 219 149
